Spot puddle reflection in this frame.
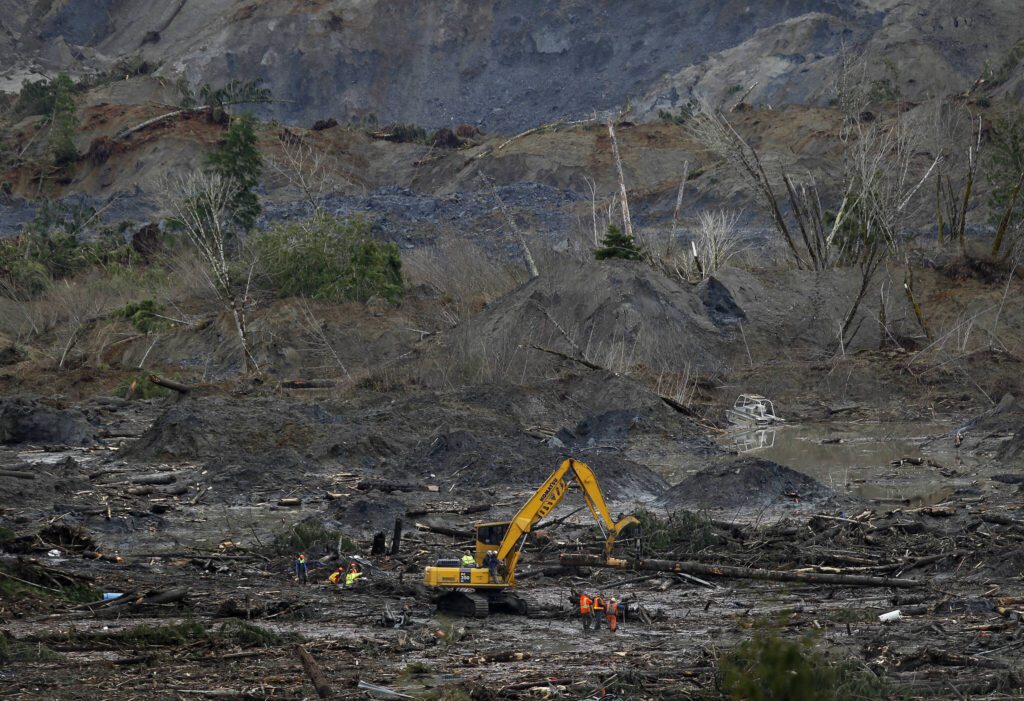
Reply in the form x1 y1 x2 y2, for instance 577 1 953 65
718 422 965 505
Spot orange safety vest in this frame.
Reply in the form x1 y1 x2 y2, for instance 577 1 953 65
606 600 619 617
328 570 342 584
592 595 605 612
579 594 592 614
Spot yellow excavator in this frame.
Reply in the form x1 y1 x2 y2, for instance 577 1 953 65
423 457 640 617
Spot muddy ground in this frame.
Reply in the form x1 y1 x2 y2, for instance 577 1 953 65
2 355 1024 701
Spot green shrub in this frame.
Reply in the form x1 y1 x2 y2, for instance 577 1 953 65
12 78 56 118
114 374 173 400
255 215 403 303
634 507 722 556
595 224 643 261
0 202 143 299
48 74 79 165
987 107 1024 229
115 299 171 333
0 633 60 663
268 520 356 556
719 627 891 701
216 620 294 647
658 100 699 125
208 114 263 231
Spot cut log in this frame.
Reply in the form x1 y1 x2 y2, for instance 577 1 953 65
356 480 417 493
559 553 926 589
148 374 192 394
277 498 302 508
414 522 473 539
131 473 177 486
295 644 333 698
0 470 36 480
517 565 573 581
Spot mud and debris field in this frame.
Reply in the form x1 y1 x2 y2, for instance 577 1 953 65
2 373 1023 701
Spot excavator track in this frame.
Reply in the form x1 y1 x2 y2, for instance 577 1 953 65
484 589 539 616
435 590 489 618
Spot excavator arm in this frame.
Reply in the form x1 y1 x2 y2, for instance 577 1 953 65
496 458 638 585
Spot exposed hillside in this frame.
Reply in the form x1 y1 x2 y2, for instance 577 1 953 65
3 0 1023 131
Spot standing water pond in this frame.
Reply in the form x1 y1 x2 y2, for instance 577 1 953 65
717 422 972 505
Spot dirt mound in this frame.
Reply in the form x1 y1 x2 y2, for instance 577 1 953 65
121 396 343 464
658 457 838 511
0 396 97 446
0 455 92 507
442 261 922 385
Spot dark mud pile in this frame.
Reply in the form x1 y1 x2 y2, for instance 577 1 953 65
958 392 1024 467
0 454 92 504
0 396 96 446
658 457 849 512
120 373 686 498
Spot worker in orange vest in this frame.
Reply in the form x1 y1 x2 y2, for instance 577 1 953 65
578 591 594 632
592 594 605 630
606 597 620 633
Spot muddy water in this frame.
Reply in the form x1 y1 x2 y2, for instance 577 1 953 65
717 422 970 504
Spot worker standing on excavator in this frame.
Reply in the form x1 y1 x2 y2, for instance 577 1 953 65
592 594 605 629
484 550 500 583
578 591 594 632
460 551 476 568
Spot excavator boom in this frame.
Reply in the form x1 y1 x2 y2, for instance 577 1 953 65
423 458 639 615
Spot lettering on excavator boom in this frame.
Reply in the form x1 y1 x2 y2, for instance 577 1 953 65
536 477 567 520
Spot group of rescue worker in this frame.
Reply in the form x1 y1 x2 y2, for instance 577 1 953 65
462 550 501 583
295 553 364 588
576 590 623 633
328 561 364 588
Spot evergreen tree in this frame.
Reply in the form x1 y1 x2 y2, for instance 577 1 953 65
48 74 79 166
595 224 642 260
207 114 263 230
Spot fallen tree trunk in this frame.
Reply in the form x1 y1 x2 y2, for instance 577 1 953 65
517 565 573 581
414 522 473 539
148 374 192 394
0 470 35 480
559 553 927 589
295 644 333 698
131 472 178 486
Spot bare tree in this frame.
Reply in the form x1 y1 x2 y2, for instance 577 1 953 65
267 139 346 215
606 120 642 253
677 209 744 282
478 173 539 279
162 172 259 374
835 116 940 340
688 102 806 268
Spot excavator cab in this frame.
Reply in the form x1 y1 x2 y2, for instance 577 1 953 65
423 458 638 617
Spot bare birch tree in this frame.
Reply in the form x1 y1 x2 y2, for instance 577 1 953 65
163 172 260 374
267 139 346 216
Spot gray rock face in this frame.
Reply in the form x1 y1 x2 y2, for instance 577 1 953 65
0 0 954 132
